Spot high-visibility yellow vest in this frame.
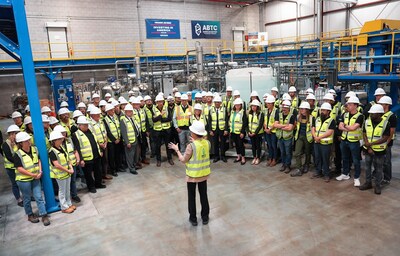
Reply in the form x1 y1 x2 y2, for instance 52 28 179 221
341 112 363 142
120 116 137 144
276 112 294 140
315 117 334 145
90 119 107 144
291 97 298 109
64 139 77 166
222 96 233 113
45 129 51 150
15 146 39 182
3 140 18 170
76 129 99 161
295 116 313 143
275 99 281 109
18 123 25 132
104 115 120 142
144 106 153 128
202 103 213 118
191 114 207 127
248 112 264 134
330 103 339 120
311 106 319 119
229 109 244 134
381 111 396 140
210 106 226 131
185 139 211 178
152 104 170 131
134 108 147 132
60 119 74 137
264 107 277 133
364 117 388 152
175 105 192 127
49 147 71 180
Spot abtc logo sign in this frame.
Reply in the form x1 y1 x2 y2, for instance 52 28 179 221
191 21 221 39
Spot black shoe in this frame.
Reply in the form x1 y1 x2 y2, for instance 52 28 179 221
279 165 286 172
130 170 138 175
89 188 97 193
311 173 323 179
303 166 310 174
359 182 373 191
234 158 241 163
374 186 381 195
202 218 209 225
95 184 106 189
381 180 390 186
213 158 220 163
324 176 330 183
189 218 198 226
222 157 227 163
290 169 303 177
111 172 118 177
72 196 81 203
284 166 291 174
118 168 126 172
17 201 23 207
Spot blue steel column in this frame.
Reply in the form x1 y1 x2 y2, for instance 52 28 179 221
12 0 59 213
368 81 377 103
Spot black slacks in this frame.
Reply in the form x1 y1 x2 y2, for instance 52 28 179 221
187 180 209 222
82 157 102 189
107 141 122 173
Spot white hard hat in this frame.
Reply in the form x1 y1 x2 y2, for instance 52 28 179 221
368 104 384 114
105 104 114 112
194 104 203 111
195 92 202 98
104 93 112 98
213 92 220 98
299 101 310 109
42 115 50 123
25 105 30 112
128 90 134 95
77 102 86 109
72 110 84 119
187 91 192 95
213 96 222 102
7 124 20 133
233 90 240 96
306 94 316 100
144 95 152 101
11 111 22 119
87 104 95 113
265 95 276 103
347 96 360 104
226 86 233 92
172 87 178 92
288 86 297 93
49 131 64 141
112 100 120 107
119 98 128 105
49 116 59 125
24 116 32 125
250 100 261 107
306 88 314 94
99 100 108 107
271 87 279 92
323 93 335 101
132 97 141 104
16 132 31 143
167 96 174 102
53 125 67 133
378 96 392 105
137 96 143 101
201 91 207 97
345 91 356 98
155 95 164 102
328 89 337 96
92 93 100 99
233 98 243 105
206 92 214 97
124 104 134 111
374 88 386 96
128 96 135 103
90 107 102 115
174 92 181 98
320 102 332 111
282 100 291 108
60 101 69 108
181 94 189 100
282 93 291 101
118 96 125 102
41 106 51 113
263 93 270 98
76 116 90 125
58 107 70 116
189 120 207 136
250 91 259 97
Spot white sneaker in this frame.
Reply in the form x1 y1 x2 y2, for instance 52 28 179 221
354 178 360 187
336 174 351 181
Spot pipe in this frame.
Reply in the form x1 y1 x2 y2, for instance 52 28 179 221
317 0 322 39
135 56 141 83
128 69 185 77
325 54 400 61
219 48 234 62
115 59 135 81
196 42 204 77
186 49 196 76
278 0 299 40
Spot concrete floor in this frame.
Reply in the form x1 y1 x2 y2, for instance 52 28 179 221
0 118 400 255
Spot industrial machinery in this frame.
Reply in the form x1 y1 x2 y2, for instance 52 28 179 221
53 78 76 112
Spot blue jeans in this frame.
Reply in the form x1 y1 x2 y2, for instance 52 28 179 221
70 165 78 198
265 133 278 160
340 140 361 179
178 129 191 154
6 168 21 201
365 153 384 186
278 138 293 166
314 143 331 177
383 146 392 181
17 179 47 216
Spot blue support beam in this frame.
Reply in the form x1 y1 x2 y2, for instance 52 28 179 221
0 32 20 60
10 0 59 213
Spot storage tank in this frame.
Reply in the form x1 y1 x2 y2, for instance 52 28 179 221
225 67 277 102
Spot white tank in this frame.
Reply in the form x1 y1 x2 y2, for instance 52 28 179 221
225 67 277 102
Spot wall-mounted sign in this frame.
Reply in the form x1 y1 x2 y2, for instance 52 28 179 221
145 19 180 39
191 20 221 39
247 32 259 46
258 32 268 46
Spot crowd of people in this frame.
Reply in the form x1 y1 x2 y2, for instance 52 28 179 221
1 85 396 226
